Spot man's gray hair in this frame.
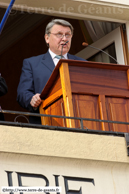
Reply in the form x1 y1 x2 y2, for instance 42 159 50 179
45 19 74 35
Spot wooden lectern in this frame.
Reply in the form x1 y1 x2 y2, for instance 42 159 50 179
40 60 129 133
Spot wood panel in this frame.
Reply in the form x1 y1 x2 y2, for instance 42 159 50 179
69 65 129 97
45 97 66 127
39 88 63 125
106 97 129 132
41 75 62 99
40 60 129 132
73 94 101 130
59 62 75 128
98 95 109 131
41 60 129 100
42 89 62 109
39 103 50 126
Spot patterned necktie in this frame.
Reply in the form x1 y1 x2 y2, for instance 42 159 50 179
55 55 63 59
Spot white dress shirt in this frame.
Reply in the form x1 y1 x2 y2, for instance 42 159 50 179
49 49 68 66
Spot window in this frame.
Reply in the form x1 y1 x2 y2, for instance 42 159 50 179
76 27 125 65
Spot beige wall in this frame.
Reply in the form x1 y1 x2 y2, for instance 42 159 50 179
1 153 129 194
0 0 129 22
0 125 128 163
0 125 129 194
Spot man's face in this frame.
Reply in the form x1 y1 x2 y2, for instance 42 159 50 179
45 24 72 55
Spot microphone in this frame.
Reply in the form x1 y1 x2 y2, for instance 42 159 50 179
82 42 119 64
61 41 69 59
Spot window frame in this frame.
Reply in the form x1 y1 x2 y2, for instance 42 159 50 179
76 27 125 65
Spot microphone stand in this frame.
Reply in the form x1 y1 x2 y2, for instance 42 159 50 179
82 42 119 64
61 41 69 59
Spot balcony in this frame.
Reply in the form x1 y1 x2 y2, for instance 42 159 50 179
1 109 129 193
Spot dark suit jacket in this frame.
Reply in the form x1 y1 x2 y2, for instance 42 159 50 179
17 51 85 124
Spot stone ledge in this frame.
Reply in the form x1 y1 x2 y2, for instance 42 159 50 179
0 125 129 163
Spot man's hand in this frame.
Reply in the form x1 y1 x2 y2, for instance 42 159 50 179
30 93 42 108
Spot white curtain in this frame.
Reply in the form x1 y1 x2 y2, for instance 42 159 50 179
83 20 121 63
84 20 121 42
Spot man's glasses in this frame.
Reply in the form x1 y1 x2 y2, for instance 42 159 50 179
49 32 72 39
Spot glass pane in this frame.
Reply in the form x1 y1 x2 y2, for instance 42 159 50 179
88 43 117 64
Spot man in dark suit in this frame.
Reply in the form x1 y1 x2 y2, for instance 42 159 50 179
17 19 85 124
